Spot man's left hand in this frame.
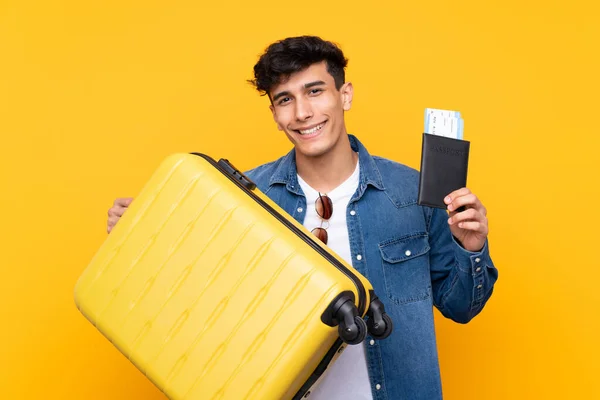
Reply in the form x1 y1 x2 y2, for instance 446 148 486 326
445 188 488 252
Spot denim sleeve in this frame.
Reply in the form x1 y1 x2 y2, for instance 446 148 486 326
426 207 499 323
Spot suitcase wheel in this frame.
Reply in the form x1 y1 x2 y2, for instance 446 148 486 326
366 294 394 340
367 313 393 340
339 315 368 345
320 291 368 345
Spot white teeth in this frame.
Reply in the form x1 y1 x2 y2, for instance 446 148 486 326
299 123 324 135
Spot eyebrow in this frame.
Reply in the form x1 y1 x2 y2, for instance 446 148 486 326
304 80 326 89
272 80 327 102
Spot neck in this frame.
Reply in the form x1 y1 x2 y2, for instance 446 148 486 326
296 134 358 193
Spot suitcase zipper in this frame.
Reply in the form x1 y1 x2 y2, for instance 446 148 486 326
190 153 368 317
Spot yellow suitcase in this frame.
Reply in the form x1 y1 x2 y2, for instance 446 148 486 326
74 153 393 400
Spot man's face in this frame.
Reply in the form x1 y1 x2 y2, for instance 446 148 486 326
269 61 353 159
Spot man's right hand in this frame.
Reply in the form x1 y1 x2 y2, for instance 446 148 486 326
107 197 133 233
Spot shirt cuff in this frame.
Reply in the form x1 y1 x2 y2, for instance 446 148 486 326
452 236 490 275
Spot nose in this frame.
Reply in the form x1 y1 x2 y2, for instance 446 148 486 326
294 98 313 122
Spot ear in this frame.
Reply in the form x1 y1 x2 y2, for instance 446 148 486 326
341 82 354 111
269 104 283 131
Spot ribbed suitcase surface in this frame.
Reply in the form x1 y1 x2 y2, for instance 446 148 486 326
74 153 378 400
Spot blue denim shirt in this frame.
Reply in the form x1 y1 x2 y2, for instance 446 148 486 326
244 134 498 400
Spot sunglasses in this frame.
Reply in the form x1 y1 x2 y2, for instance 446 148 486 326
311 192 333 244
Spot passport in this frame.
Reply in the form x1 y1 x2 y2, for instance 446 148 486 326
418 109 470 209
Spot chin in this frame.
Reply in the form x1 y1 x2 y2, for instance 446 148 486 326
296 141 333 158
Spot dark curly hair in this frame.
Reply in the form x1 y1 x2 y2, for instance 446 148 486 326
248 36 348 98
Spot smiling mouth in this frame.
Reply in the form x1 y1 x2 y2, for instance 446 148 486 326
295 121 326 135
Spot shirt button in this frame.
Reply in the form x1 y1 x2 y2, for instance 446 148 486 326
297 207 303 213
476 267 481 272
356 254 362 261
405 250 411 256
376 384 381 390
477 284 482 289
350 210 356 216
475 257 481 263
370 339 375 345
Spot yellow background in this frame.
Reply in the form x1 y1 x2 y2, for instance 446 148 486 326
1 0 598 399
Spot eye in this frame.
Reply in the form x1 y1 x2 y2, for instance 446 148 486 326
309 88 323 95
278 97 291 105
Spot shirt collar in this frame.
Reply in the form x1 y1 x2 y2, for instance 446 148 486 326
268 134 385 194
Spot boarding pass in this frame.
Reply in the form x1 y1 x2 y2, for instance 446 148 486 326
424 108 464 140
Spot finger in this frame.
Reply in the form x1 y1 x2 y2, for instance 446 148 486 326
114 197 133 207
107 216 120 229
448 193 481 212
456 220 488 235
108 206 126 218
444 188 471 205
448 208 479 225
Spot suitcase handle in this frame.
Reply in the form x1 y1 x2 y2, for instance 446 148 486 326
217 158 256 190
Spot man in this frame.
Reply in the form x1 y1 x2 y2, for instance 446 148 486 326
107 36 498 400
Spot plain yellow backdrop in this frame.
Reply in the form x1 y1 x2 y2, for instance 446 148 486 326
1 0 599 399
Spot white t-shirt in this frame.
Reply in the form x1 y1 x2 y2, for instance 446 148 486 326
297 158 373 400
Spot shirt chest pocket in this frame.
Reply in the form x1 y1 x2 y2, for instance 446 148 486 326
378 233 432 305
